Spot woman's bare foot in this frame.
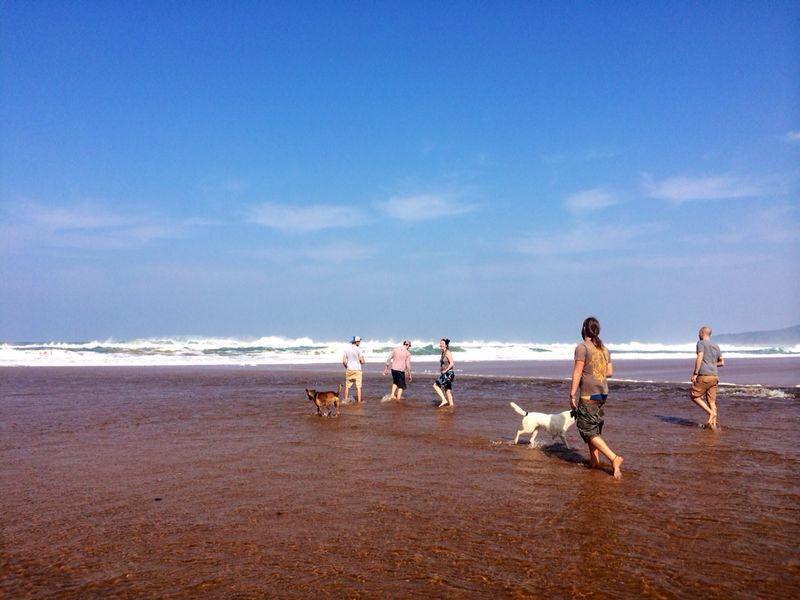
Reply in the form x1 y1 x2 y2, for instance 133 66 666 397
612 455 624 479
437 401 448 408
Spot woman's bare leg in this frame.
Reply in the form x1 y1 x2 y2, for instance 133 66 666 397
433 384 447 407
589 436 623 479
588 445 602 468
445 389 454 406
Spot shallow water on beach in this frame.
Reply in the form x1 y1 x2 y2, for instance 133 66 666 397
1 367 799 598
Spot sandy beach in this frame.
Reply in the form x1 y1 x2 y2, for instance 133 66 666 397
2 365 799 598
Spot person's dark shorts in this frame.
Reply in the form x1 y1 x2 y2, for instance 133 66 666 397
391 369 407 389
576 394 607 443
435 370 455 391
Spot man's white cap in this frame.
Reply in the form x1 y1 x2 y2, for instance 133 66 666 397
351 335 361 343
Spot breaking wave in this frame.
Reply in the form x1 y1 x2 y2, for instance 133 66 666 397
1 336 798 367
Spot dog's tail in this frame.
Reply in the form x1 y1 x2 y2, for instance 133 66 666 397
509 402 528 417
337 383 342 397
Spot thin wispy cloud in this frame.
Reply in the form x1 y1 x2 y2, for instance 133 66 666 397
468 248 771 278
0 202 211 250
248 202 366 232
254 241 375 264
302 241 374 263
514 223 658 257
21 204 130 230
584 148 619 160
783 130 800 143
643 174 763 203
377 194 476 222
565 189 617 212
709 204 800 245
538 148 619 165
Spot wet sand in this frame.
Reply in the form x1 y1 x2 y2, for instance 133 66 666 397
267 357 800 387
2 366 799 598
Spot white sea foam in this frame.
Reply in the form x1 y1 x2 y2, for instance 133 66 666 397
1 336 798 367
721 385 790 399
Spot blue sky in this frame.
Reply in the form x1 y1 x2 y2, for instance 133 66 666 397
1 1 798 342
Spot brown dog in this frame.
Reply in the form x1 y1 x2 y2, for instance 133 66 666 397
305 383 342 417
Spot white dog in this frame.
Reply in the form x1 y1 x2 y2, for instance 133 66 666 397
510 402 575 448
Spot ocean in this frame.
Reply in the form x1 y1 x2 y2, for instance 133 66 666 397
3 336 798 388
2 335 799 366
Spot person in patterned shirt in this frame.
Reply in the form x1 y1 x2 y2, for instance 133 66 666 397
569 316 623 479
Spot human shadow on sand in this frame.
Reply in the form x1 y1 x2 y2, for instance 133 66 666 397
656 414 699 427
538 443 586 465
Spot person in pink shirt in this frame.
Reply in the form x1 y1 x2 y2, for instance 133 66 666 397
383 340 413 401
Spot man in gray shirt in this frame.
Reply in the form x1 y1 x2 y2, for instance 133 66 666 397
689 326 724 429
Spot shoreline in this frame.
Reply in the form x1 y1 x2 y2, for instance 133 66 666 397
2 356 797 387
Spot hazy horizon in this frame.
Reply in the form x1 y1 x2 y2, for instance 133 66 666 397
3 322 799 347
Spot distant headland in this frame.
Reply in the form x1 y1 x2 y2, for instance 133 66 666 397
716 324 800 345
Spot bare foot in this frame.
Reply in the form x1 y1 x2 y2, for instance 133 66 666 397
589 459 602 469
437 401 447 408
612 455 624 479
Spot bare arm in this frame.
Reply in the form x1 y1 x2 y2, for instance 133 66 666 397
383 351 392 374
717 353 724 367
342 352 348 369
570 360 584 409
607 361 613 378
691 351 703 382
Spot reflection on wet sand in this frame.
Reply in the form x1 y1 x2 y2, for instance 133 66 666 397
1 367 798 597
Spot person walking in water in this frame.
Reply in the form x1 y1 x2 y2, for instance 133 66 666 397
569 317 623 479
690 326 724 429
383 340 413 401
342 335 366 403
433 338 455 408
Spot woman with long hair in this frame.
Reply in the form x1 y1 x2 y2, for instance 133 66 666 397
433 338 455 407
569 317 623 479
